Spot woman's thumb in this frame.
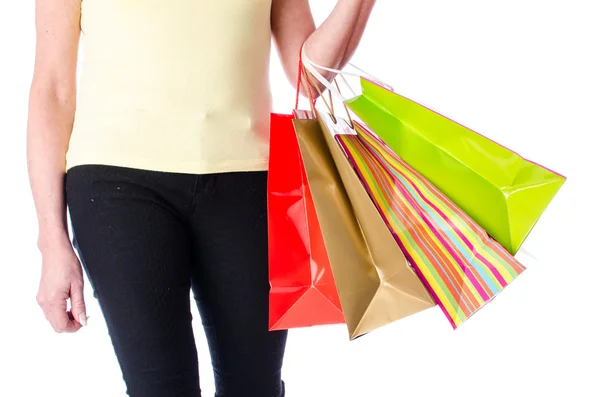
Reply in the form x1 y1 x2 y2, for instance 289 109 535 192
70 281 88 326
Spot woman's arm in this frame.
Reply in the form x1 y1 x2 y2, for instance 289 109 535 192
271 0 377 93
28 0 87 332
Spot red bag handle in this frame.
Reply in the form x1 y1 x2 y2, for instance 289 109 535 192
295 46 316 110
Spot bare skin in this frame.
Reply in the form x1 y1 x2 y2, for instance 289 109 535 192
28 0 377 333
29 0 85 333
272 0 377 93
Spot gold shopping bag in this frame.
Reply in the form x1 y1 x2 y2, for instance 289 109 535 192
292 115 434 339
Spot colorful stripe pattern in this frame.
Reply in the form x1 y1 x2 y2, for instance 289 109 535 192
336 123 526 328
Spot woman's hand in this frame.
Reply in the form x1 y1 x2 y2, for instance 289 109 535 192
37 241 87 333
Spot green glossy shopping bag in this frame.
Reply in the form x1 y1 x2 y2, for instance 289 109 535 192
344 78 565 254
301 49 565 254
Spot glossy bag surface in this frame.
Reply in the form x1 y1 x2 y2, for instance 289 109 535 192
268 112 434 338
298 115 434 339
333 117 527 328
267 113 344 331
346 79 566 254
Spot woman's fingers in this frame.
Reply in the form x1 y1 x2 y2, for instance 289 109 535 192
70 280 88 326
37 245 87 333
55 316 83 333
38 290 83 333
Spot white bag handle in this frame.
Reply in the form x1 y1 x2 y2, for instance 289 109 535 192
301 45 394 103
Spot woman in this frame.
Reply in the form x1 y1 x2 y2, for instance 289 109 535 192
27 0 376 396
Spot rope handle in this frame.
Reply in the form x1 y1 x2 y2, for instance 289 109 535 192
301 44 394 104
295 47 317 111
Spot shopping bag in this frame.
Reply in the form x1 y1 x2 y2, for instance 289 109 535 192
268 113 345 331
324 113 526 328
301 52 566 255
293 115 435 339
345 79 566 254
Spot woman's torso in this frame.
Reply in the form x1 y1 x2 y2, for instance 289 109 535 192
68 0 273 174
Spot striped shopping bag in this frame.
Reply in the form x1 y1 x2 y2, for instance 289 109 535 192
333 119 526 328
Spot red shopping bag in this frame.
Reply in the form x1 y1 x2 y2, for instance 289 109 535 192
267 113 345 330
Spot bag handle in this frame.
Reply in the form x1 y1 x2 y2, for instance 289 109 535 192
296 45 356 129
292 45 350 127
301 44 394 103
303 66 356 130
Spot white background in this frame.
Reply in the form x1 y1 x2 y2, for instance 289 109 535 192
1 1 599 396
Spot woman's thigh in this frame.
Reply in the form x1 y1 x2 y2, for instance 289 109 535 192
65 165 200 397
190 171 287 397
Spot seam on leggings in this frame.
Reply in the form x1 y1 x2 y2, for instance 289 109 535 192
188 175 201 218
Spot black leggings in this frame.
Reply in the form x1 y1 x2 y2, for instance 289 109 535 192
65 165 287 397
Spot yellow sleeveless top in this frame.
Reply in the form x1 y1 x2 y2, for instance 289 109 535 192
67 0 273 174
